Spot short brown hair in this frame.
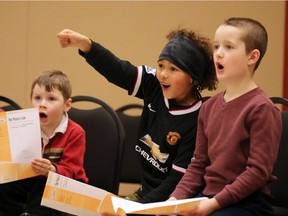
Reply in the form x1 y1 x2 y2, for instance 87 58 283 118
30 70 72 101
223 17 268 71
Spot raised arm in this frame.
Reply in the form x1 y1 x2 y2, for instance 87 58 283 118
57 29 92 53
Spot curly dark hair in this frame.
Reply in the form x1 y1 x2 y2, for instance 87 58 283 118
166 28 218 92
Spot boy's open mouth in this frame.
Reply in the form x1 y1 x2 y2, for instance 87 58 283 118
39 112 47 119
217 63 224 70
162 84 170 89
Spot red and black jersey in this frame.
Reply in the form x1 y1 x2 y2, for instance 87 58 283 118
79 41 201 202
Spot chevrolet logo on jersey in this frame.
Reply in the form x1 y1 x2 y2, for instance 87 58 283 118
140 134 168 163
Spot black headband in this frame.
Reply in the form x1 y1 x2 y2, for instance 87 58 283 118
158 35 207 86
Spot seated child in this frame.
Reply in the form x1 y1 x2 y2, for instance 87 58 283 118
167 17 282 216
0 70 88 216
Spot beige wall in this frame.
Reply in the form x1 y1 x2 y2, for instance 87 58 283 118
0 1 285 109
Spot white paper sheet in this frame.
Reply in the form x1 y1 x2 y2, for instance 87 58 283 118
0 108 41 183
42 172 208 216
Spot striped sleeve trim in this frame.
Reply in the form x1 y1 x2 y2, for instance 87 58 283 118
131 66 143 96
172 164 186 174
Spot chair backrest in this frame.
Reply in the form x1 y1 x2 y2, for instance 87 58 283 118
68 95 125 194
270 97 288 106
202 96 211 102
116 104 143 184
0 95 22 111
270 97 288 210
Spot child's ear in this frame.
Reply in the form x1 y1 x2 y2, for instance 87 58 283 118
248 49 260 66
64 98 72 112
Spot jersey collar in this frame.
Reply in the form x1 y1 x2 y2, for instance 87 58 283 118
164 98 202 115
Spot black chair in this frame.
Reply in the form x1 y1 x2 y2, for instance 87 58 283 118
270 96 288 109
202 96 211 102
116 104 143 195
68 95 125 195
270 97 288 215
0 95 22 111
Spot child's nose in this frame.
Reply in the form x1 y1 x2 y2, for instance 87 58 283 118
159 69 168 78
215 48 223 58
39 99 46 107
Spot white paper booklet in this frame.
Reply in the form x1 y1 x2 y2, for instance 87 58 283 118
0 108 41 183
42 172 208 216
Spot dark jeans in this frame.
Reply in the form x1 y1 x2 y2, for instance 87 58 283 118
197 191 274 216
0 177 67 216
